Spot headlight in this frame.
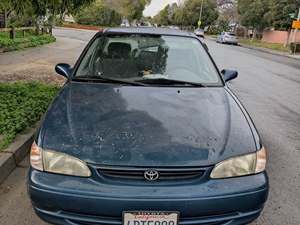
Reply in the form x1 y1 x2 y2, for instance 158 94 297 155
210 147 267 179
30 141 91 177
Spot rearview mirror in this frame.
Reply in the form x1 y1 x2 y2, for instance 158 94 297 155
221 69 238 82
55 63 72 78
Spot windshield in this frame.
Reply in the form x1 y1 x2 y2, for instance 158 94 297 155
75 34 222 85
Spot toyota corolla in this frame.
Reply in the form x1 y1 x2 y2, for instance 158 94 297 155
28 27 268 225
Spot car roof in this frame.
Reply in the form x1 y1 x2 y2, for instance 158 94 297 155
102 27 196 38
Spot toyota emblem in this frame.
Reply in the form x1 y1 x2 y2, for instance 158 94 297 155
144 170 159 181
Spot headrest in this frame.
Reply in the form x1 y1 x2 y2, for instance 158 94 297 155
107 42 131 59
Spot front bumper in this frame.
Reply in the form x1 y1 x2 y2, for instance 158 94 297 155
28 169 268 225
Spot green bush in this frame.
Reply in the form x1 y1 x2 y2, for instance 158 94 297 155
0 82 60 150
206 26 222 35
0 32 56 51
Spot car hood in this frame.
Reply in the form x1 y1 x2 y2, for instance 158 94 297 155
40 82 256 167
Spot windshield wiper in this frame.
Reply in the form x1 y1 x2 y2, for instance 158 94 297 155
73 75 147 86
135 78 206 87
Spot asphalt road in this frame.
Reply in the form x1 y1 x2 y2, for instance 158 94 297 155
0 28 299 225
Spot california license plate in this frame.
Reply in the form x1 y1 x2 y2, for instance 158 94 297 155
123 211 179 225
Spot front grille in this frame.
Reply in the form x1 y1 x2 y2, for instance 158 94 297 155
97 167 206 181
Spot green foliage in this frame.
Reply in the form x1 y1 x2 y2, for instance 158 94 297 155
75 1 122 26
75 0 151 25
265 0 298 31
30 0 94 18
0 31 56 51
206 18 230 35
184 0 218 27
154 5 171 25
238 0 299 31
206 26 222 35
154 0 218 28
121 0 151 21
218 18 230 32
0 0 32 16
0 82 60 150
1 0 94 27
238 0 269 31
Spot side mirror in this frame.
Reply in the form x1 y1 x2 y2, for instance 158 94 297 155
55 63 72 78
221 69 238 82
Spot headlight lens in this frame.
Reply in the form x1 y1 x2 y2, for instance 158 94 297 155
30 142 91 177
210 147 267 179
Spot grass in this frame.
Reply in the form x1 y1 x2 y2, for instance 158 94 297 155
0 82 60 150
0 31 56 52
239 38 289 53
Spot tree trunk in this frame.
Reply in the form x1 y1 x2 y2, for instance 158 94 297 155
35 21 40 35
285 28 291 47
4 9 7 28
252 28 257 40
10 26 16 39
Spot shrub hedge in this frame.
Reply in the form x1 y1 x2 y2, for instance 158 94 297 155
0 82 60 150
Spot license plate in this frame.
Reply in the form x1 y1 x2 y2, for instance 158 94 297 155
123 211 179 225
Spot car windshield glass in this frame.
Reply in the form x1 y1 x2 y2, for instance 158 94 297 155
75 34 222 85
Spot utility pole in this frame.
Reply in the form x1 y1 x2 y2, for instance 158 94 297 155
293 7 300 54
198 0 204 28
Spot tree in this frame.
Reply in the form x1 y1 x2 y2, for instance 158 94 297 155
101 0 151 22
238 0 299 33
0 0 34 27
182 0 219 28
265 0 299 31
121 0 151 22
75 1 121 26
30 0 94 21
153 0 218 28
154 5 171 25
238 0 269 37
172 7 186 26
0 0 31 16
0 0 94 27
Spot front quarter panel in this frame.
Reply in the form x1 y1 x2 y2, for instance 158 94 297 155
224 86 262 150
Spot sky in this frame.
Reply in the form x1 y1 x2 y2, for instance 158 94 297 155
143 0 179 17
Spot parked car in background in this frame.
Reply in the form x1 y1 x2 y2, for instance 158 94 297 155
28 27 268 225
194 28 205 38
217 32 238 45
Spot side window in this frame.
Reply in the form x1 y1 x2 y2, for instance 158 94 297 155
76 38 102 76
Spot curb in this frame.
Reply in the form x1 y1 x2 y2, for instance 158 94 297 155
55 26 100 32
0 127 36 184
238 44 300 61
